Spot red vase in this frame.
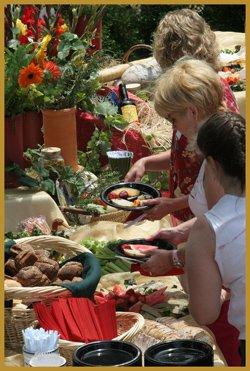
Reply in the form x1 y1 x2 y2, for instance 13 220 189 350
23 111 43 149
5 114 25 168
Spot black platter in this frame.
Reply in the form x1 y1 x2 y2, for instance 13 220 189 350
101 182 161 211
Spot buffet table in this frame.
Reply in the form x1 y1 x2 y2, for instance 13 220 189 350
5 273 227 366
5 196 227 366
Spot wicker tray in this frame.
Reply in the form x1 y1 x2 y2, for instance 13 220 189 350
5 307 144 365
60 206 130 225
4 235 91 303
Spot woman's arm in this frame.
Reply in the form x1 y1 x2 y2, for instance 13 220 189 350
148 217 197 244
125 150 171 182
185 216 222 325
141 195 189 221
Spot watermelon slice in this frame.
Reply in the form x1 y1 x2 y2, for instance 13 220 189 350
121 244 158 258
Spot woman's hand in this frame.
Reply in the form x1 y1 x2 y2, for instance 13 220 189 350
148 227 187 245
140 197 180 221
141 249 173 276
124 159 146 182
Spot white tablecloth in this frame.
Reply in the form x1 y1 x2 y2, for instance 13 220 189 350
5 188 68 232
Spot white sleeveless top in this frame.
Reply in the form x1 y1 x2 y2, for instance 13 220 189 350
188 160 208 216
204 194 245 339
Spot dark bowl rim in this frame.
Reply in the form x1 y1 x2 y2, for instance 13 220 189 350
100 181 161 211
73 340 142 367
144 339 214 365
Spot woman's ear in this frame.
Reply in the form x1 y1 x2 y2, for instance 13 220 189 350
188 105 199 121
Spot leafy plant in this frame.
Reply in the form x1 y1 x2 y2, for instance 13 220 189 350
75 169 121 208
78 128 111 174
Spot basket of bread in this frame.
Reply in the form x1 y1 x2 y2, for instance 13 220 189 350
4 235 92 350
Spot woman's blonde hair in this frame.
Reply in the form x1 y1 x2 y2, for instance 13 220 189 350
153 8 221 72
154 58 224 120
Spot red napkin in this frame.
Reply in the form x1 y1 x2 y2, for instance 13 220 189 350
34 297 117 343
33 302 62 333
58 298 83 342
50 300 69 340
131 263 184 276
94 299 117 339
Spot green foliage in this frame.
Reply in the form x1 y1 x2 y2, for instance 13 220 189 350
5 44 36 117
142 171 169 191
75 169 120 208
78 128 111 174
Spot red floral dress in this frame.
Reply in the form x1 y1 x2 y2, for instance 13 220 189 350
169 78 239 224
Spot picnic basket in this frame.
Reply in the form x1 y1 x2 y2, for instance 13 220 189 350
4 235 91 303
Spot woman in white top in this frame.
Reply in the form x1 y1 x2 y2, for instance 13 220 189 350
143 111 245 365
186 112 245 365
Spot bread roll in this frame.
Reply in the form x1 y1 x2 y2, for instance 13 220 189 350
15 266 50 287
58 261 83 281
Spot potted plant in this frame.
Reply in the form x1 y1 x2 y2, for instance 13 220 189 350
5 4 105 170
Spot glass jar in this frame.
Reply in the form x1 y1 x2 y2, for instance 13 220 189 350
41 147 65 170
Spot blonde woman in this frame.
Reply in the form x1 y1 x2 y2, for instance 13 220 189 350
125 9 238 224
126 57 225 223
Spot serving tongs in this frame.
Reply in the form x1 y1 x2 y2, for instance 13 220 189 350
115 255 149 264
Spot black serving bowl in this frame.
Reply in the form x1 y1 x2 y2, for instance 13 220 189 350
108 238 175 262
73 340 142 367
100 182 161 211
144 340 214 366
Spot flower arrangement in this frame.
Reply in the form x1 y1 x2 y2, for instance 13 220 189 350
5 5 105 117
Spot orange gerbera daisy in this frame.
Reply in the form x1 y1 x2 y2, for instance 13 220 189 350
44 61 61 79
18 63 43 87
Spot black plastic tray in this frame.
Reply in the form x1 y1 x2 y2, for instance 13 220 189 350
107 238 175 262
100 182 161 211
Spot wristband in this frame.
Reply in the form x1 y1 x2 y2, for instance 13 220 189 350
171 249 184 268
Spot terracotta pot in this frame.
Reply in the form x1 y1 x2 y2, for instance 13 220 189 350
5 114 25 168
23 111 44 167
23 111 43 149
42 108 78 171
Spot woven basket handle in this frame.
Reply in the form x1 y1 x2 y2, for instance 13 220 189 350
17 235 87 254
122 44 153 64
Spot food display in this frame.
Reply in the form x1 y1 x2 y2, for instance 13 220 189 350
101 182 161 211
105 238 175 264
121 243 158 259
4 242 84 287
94 279 167 312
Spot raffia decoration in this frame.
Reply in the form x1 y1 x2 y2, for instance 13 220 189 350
136 101 173 152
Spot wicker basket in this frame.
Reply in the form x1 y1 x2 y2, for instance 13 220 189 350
58 312 145 364
60 207 131 225
5 307 144 365
122 44 153 64
4 235 91 303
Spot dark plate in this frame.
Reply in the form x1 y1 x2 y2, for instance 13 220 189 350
73 341 142 367
100 182 161 211
107 238 175 262
144 340 214 366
